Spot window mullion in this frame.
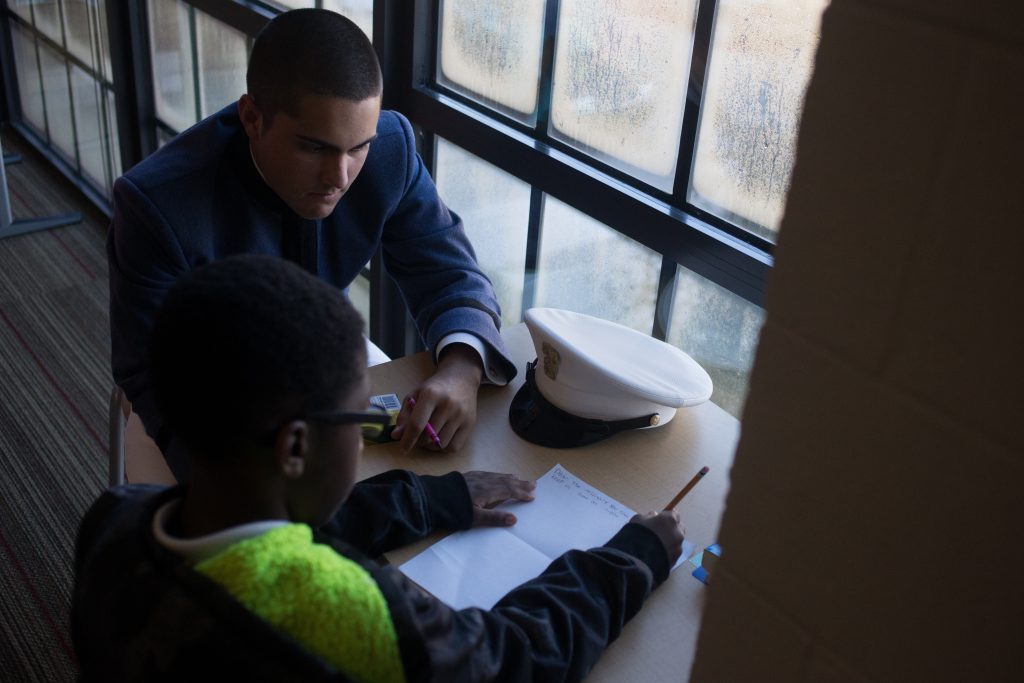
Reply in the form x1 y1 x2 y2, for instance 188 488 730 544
673 0 718 201
188 6 201 123
534 0 560 134
653 256 679 341
521 186 544 315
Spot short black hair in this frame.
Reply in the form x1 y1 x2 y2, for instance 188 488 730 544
247 9 382 123
150 255 366 458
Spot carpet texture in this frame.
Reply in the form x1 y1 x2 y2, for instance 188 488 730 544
0 129 111 682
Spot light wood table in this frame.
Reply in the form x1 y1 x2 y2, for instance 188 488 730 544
362 323 740 682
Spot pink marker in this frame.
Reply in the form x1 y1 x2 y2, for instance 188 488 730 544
406 396 443 448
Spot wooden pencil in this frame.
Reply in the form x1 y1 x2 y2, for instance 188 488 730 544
663 466 709 510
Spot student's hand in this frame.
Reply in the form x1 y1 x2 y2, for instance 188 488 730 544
629 510 685 566
462 471 536 527
392 344 483 452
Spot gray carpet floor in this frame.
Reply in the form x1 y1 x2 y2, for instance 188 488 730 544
0 129 111 682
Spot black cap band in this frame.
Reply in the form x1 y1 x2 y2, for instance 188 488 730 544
508 360 659 448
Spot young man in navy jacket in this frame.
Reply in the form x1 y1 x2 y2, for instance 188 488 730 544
109 9 513 480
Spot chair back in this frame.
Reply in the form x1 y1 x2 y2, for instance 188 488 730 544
108 387 177 487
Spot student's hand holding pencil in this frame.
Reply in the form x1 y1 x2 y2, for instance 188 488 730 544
630 511 685 567
628 465 707 568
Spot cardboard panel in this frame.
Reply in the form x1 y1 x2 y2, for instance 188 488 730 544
766 3 964 371
715 322 1024 682
831 0 1024 45
690 570 810 683
881 45 1024 454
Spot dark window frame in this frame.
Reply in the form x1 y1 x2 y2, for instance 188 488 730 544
2 0 773 355
390 0 773 310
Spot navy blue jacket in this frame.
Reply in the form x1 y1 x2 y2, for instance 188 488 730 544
108 105 515 469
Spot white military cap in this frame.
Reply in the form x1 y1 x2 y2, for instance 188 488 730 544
509 308 713 448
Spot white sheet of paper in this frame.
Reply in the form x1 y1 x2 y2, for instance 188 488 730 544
400 464 695 610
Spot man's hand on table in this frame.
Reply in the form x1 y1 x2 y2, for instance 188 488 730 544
462 471 536 527
629 510 685 566
392 343 483 452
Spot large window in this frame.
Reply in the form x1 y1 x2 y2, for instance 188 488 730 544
3 0 120 201
689 0 830 241
414 0 828 413
430 0 826 244
1 0 828 417
147 0 250 139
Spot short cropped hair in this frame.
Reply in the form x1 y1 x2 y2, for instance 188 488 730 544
150 255 366 458
247 9 382 123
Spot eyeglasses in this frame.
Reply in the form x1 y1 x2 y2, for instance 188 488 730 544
307 405 393 440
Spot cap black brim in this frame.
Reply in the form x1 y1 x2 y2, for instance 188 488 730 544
508 361 650 448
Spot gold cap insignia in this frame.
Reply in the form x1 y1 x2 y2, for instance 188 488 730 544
542 341 560 380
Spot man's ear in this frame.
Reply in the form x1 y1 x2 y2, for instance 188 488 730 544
238 94 263 142
273 420 309 479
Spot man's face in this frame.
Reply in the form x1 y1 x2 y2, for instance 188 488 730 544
241 93 381 220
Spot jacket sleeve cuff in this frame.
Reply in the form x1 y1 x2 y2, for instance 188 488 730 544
419 471 474 531
435 332 509 385
603 523 671 585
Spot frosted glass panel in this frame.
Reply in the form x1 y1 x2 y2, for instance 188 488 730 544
689 0 829 241
268 0 315 8
156 127 176 149
96 0 113 80
435 137 531 327
348 274 371 335
196 11 248 117
61 0 111 77
550 0 697 192
323 0 374 41
10 24 46 137
666 268 764 418
29 0 62 44
62 0 96 69
437 0 546 122
148 0 197 132
536 197 660 333
70 64 105 190
10 1 32 21
38 42 75 163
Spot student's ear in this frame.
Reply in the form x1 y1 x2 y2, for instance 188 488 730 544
273 420 309 479
238 94 264 142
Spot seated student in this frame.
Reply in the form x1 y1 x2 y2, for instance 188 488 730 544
72 255 684 682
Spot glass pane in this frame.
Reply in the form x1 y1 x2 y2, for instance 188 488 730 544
435 137 531 327
437 0 546 123
70 65 105 190
666 268 764 418
10 23 47 137
195 11 248 118
10 1 32 22
29 0 63 44
348 273 371 335
550 0 697 192
38 41 76 163
106 87 122 188
96 0 113 80
62 0 96 70
535 197 660 332
148 0 197 132
323 0 374 41
156 126 176 149
689 0 829 241
269 0 315 8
